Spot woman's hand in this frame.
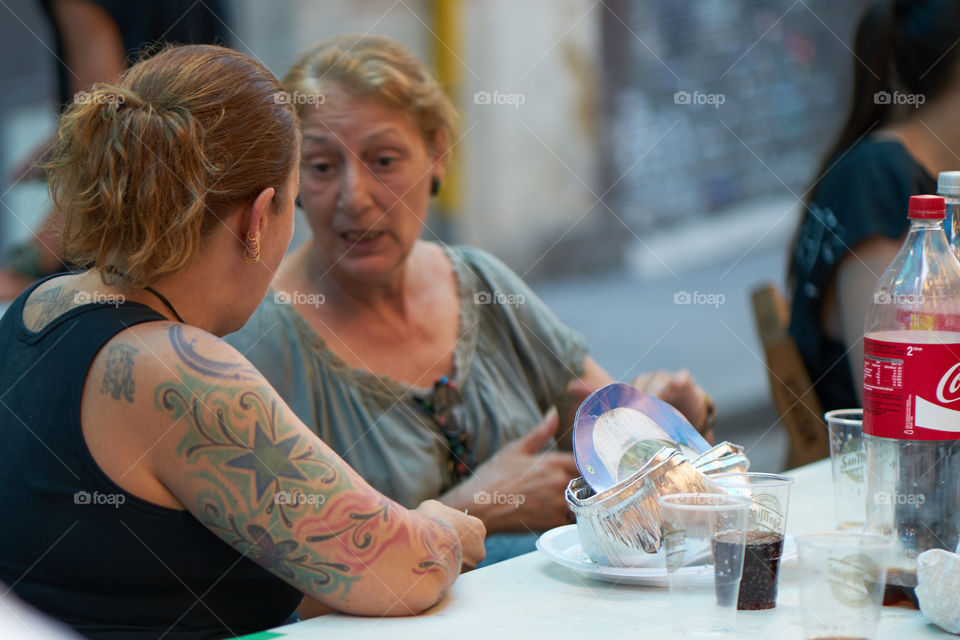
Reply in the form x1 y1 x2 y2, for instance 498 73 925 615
440 410 579 535
631 369 715 442
414 499 487 571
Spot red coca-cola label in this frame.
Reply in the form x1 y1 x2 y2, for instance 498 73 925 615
863 338 960 440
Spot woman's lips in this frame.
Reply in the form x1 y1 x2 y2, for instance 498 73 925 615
338 230 387 250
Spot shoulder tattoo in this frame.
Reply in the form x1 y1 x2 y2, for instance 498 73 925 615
101 344 139 403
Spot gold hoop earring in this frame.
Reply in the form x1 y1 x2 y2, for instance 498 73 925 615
243 232 261 264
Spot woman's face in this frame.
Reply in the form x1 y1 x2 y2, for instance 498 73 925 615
297 87 445 283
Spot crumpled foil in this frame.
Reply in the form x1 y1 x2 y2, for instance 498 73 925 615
916 548 960 634
565 441 750 566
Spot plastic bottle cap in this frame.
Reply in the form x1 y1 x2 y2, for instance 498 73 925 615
909 194 946 219
938 171 960 196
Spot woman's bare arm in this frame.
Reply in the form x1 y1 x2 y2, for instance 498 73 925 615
88 322 485 616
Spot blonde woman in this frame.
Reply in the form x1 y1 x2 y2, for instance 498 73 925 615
0 44 484 639
227 35 714 562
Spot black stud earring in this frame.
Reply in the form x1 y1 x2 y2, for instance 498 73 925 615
295 196 303 208
430 177 441 196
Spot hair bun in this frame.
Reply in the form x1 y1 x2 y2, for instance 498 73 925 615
111 87 146 108
51 44 298 287
74 84 145 111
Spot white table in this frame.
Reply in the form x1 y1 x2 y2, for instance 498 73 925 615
255 459 949 639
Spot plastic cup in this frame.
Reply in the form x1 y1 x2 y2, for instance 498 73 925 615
659 493 751 635
824 409 866 531
706 472 793 610
796 532 892 640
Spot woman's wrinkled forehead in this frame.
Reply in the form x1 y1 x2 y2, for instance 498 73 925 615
299 93 425 149
301 126 408 149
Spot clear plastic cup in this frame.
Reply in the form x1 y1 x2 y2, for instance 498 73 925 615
824 409 866 531
705 472 794 609
796 532 892 640
659 493 751 635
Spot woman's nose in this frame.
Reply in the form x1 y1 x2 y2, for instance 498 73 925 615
337 163 374 214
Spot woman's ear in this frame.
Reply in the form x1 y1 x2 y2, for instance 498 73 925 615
430 129 449 183
244 186 277 238
240 186 276 263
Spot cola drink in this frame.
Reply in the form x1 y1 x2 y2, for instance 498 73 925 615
863 195 960 598
714 530 783 610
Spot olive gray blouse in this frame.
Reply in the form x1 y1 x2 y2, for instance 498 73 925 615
225 245 587 507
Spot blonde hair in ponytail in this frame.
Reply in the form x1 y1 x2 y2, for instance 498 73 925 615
49 44 298 286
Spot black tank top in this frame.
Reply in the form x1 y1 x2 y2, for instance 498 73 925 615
0 276 301 639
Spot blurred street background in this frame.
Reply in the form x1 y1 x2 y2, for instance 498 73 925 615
0 0 874 471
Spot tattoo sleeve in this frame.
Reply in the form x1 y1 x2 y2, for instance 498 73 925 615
160 326 460 607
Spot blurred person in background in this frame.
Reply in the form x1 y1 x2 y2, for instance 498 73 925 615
226 34 716 567
0 44 484 639
0 0 229 299
788 0 960 411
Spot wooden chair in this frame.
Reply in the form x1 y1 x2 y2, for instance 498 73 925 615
750 282 829 468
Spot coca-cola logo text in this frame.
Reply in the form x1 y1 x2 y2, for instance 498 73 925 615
936 362 960 404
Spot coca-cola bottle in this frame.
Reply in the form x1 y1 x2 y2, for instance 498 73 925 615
863 195 960 599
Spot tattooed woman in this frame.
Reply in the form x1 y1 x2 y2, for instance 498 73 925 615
0 45 485 640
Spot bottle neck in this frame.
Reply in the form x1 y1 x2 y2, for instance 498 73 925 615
902 218 952 260
908 218 946 231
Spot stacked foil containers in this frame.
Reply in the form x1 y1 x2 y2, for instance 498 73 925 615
565 442 749 566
